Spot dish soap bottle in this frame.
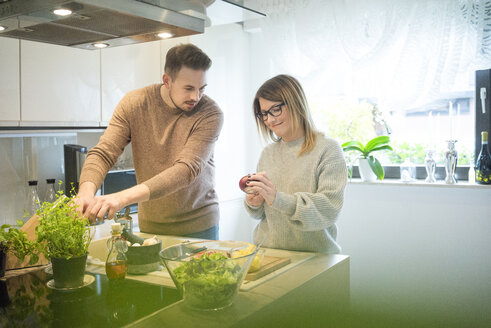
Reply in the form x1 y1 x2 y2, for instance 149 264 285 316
106 223 128 280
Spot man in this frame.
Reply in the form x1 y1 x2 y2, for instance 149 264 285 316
76 44 224 240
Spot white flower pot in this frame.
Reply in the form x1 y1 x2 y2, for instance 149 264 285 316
358 158 377 182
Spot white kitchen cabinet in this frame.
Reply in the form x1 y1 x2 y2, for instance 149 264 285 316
20 40 100 126
0 38 20 125
100 41 162 124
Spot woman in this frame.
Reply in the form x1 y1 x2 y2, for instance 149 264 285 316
244 75 347 253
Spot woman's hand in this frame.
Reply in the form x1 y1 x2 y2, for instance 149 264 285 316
245 191 265 207
247 172 277 206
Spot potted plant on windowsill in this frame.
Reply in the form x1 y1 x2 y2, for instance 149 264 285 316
0 221 39 278
342 136 393 181
34 191 93 289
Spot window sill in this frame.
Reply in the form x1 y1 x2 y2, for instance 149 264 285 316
347 178 491 190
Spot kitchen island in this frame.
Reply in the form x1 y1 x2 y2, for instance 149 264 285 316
128 252 349 328
1 233 349 328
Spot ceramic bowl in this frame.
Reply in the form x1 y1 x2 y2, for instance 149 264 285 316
126 239 162 274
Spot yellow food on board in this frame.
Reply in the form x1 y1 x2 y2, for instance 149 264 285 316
232 244 264 273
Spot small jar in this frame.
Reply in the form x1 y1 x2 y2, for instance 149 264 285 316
400 159 416 183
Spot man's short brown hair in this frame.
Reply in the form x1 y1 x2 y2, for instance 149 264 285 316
164 44 212 79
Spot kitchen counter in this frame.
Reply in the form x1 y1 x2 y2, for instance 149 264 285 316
127 251 349 328
90 232 350 328
1 233 350 328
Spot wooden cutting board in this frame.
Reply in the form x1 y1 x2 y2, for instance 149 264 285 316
245 256 291 281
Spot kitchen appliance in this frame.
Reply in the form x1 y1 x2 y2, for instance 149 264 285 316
103 169 138 213
0 0 265 49
63 143 87 196
475 69 491 163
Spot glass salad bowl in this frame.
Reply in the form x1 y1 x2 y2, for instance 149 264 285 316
159 240 258 311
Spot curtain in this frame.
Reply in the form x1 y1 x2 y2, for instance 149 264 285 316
249 0 491 111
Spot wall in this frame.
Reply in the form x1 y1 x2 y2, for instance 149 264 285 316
219 182 491 326
337 182 491 325
0 131 104 225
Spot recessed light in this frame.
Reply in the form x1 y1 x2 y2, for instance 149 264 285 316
53 8 72 16
0 26 6 32
157 32 174 39
92 42 109 48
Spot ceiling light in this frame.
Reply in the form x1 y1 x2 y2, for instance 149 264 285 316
0 26 6 32
157 32 174 39
92 42 109 49
52 8 72 16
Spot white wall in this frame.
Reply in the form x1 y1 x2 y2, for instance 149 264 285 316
340 182 491 325
220 182 491 326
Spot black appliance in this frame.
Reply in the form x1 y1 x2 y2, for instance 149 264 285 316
102 169 138 213
63 144 87 196
475 69 491 163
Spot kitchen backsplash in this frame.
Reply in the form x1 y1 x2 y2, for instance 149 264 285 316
0 130 132 226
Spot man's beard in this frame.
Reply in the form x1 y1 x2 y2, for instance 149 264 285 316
168 89 185 111
168 88 197 112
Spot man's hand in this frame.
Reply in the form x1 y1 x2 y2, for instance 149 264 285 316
77 183 151 223
84 193 125 222
245 172 277 206
74 181 97 220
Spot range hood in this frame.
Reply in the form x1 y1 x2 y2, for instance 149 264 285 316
0 0 265 49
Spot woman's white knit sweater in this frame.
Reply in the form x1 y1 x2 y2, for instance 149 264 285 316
245 135 347 253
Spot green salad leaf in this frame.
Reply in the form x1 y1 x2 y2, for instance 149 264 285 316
172 251 242 309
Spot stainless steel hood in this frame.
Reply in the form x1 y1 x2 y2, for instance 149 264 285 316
0 0 265 49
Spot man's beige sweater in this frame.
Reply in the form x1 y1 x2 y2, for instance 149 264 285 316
79 84 224 235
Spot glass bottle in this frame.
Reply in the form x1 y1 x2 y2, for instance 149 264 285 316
26 180 41 220
444 140 458 184
105 223 128 280
44 178 57 203
424 150 436 183
468 166 475 184
476 131 491 184
400 158 415 183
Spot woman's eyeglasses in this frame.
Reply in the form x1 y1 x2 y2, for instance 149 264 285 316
256 102 284 121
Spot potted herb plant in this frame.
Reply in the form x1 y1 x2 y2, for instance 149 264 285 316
342 136 393 181
0 220 39 278
35 191 92 288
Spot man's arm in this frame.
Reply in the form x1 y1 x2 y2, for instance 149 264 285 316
79 182 150 222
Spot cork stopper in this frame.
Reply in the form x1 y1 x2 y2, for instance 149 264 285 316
111 223 122 234
482 131 488 143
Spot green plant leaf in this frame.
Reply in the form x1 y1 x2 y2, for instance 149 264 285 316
368 156 385 180
342 140 365 153
369 145 393 153
365 136 390 153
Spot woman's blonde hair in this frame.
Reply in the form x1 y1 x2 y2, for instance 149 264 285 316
253 74 318 156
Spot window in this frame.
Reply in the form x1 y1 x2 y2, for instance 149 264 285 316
250 0 491 179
